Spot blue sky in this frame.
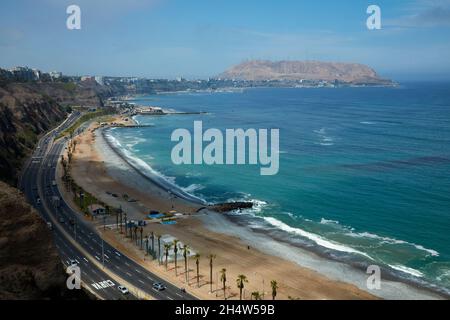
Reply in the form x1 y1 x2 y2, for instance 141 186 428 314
1 0 450 80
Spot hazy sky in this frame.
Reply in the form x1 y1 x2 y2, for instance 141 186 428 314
1 0 450 80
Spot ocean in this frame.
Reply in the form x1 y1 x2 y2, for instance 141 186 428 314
105 83 450 295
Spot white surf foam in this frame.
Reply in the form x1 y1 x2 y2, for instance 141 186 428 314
320 218 340 225
389 264 424 278
360 121 376 125
346 231 439 257
263 217 373 259
182 184 205 193
104 130 205 203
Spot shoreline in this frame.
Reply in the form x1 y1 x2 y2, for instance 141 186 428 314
101 127 206 206
70 115 445 300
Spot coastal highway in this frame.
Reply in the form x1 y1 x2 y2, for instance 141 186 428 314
21 112 197 300
20 112 130 300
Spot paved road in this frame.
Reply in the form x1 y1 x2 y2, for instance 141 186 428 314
21 112 196 300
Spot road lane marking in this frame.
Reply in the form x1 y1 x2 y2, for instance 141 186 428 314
91 280 115 290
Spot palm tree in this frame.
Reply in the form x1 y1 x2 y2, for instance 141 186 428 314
133 226 138 244
123 213 127 237
145 237 149 255
118 208 123 233
207 254 216 293
157 235 162 265
150 232 155 254
194 253 201 288
173 239 180 276
139 227 143 248
220 268 227 300
236 274 248 300
182 245 190 284
270 280 278 300
251 291 262 300
164 243 172 271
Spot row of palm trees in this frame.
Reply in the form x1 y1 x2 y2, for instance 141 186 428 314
116 220 280 300
222 269 279 300
159 238 280 300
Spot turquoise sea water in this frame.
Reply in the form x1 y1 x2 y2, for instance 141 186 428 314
106 83 450 294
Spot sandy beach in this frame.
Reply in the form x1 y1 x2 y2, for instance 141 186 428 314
62 115 444 300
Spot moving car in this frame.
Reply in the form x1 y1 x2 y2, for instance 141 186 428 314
152 282 166 291
118 286 129 294
69 259 78 267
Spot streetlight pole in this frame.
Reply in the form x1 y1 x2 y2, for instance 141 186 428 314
216 272 219 297
254 272 265 299
102 238 105 268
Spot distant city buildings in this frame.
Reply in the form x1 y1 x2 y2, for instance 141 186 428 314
0 66 65 82
9 66 40 81
49 71 62 79
94 76 104 85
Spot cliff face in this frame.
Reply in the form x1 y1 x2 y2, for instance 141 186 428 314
219 60 391 84
30 80 113 107
0 83 67 184
0 181 90 299
0 80 110 185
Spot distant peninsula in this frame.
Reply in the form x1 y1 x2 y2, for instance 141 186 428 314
218 60 393 86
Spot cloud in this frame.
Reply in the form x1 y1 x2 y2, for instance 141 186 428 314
43 0 163 17
0 28 24 47
386 0 450 28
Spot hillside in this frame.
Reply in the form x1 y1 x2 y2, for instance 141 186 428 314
218 60 392 85
0 181 91 299
0 80 109 185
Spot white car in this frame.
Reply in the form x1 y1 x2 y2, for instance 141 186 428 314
69 259 78 267
152 282 166 291
118 285 129 294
